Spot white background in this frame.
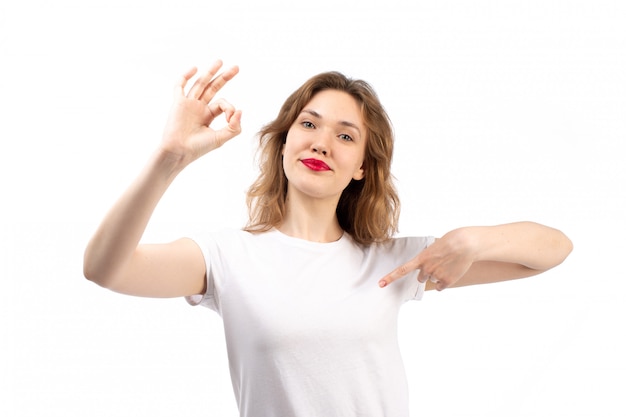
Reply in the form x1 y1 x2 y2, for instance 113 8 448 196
1 0 624 416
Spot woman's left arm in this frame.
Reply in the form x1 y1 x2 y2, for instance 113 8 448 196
379 222 573 291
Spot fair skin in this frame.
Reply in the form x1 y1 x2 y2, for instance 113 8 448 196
380 222 573 291
279 90 366 243
83 60 572 299
83 61 242 297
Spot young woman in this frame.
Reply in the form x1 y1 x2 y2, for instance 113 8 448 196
83 60 572 416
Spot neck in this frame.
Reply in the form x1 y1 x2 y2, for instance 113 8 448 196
277 187 343 243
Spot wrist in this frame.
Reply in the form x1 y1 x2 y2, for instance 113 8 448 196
149 148 188 181
462 223 519 264
453 226 487 263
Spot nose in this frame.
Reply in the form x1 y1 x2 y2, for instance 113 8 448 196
311 145 328 156
311 131 330 156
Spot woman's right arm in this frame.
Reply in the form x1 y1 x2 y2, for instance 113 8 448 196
83 60 242 298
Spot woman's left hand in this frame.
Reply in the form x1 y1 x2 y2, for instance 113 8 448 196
378 222 573 291
379 229 476 291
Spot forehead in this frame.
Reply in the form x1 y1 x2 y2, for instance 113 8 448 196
302 90 364 127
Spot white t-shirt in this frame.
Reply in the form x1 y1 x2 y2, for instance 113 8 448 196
187 229 434 417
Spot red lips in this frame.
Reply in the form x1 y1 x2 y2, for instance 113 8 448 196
300 158 330 171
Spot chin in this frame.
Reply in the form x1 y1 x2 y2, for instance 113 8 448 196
287 181 340 201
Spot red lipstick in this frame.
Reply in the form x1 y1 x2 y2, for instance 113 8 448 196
301 158 331 171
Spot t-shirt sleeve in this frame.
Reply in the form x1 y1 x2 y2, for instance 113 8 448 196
401 235 436 302
184 233 221 312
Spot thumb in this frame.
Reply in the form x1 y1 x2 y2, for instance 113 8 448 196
213 109 242 148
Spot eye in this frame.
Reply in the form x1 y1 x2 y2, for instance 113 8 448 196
339 133 353 142
301 121 315 129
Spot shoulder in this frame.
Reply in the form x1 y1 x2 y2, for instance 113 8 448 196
191 228 295 257
191 228 258 246
371 235 434 255
356 235 435 266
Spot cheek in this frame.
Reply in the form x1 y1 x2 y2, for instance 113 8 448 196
282 129 298 156
281 144 295 180
282 134 295 157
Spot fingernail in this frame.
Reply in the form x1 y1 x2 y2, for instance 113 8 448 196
379 280 387 288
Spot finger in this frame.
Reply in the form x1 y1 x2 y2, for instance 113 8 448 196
175 67 198 96
213 109 243 148
198 65 239 103
378 256 422 288
226 109 243 135
187 59 224 100
423 272 451 291
206 98 236 121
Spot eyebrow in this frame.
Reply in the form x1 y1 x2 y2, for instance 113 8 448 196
301 109 362 135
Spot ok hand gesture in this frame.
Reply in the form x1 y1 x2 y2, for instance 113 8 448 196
160 60 242 169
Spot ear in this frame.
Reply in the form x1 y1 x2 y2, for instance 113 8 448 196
353 163 365 181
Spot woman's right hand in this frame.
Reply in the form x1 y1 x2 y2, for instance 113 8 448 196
84 60 241 296
160 60 242 169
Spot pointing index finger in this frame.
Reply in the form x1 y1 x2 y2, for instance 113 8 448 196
378 255 422 288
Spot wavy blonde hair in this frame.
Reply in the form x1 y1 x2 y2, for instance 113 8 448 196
244 71 399 245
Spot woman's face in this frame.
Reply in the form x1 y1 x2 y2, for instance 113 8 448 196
282 89 366 202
